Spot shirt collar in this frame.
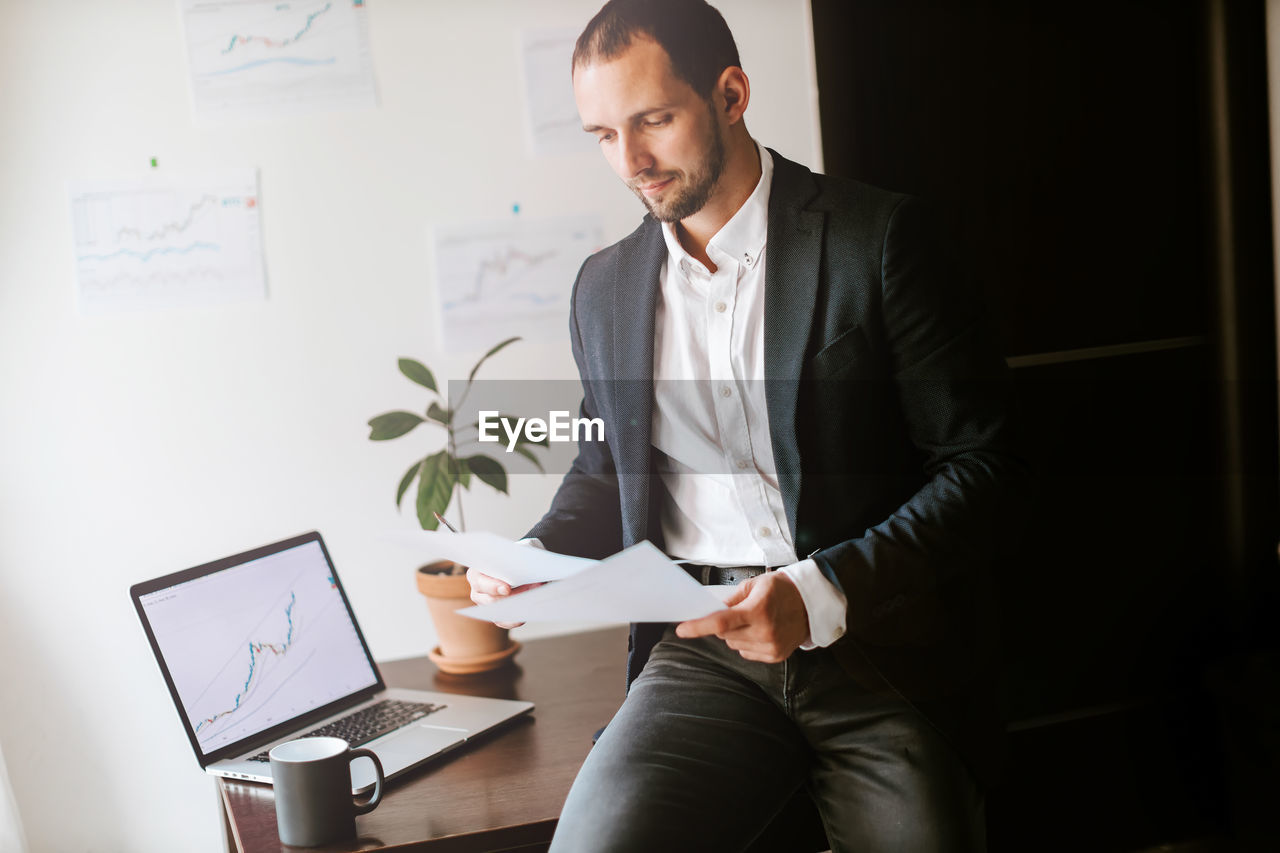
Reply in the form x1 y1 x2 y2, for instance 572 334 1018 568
660 141 773 271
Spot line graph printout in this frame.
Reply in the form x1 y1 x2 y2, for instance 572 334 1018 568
179 0 376 121
433 215 604 349
69 170 266 314
521 28 595 157
138 540 377 755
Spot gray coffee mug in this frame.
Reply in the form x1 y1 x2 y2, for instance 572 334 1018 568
269 736 384 847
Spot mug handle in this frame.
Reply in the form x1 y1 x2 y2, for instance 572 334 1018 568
348 748 385 816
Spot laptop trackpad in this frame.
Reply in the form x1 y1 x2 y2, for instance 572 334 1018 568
353 726 466 789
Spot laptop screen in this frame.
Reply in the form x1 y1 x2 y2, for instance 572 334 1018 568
135 535 380 759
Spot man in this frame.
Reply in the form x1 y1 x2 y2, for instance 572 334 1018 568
468 0 1028 849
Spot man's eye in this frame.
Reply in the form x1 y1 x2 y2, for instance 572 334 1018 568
644 117 670 127
597 133 615 144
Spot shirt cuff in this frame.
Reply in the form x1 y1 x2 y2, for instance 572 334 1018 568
778 558 847 650
518 537 546 550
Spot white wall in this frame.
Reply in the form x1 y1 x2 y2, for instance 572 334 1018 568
0 1 820 850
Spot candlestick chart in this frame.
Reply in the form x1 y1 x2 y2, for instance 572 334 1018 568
139 539 380 756
433 214 603 349
69 170 265 313
180 0 376 119
193 592 297 738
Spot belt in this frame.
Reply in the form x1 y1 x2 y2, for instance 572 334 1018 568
679 563 769 586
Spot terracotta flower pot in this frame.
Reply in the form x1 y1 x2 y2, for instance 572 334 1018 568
416 561 519 675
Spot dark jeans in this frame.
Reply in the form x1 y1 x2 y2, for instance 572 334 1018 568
550 626 985 853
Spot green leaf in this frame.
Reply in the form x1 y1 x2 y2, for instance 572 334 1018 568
466 454 508 494
511 443 545 473
396 459 421 509
452 456 472 489
416 452 455 529
368 411 424 440
467 337 521 384
427 402 452 426
399 358 437 392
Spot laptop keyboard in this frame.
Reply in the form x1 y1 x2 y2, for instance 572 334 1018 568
246 699 444 762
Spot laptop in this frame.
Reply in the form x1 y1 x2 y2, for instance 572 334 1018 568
130 531 533 791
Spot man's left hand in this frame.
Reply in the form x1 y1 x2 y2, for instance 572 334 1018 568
675 572 810 663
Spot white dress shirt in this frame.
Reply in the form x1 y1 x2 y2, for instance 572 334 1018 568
649 143 847 649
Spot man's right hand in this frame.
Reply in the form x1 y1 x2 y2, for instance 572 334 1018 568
465 567 544 630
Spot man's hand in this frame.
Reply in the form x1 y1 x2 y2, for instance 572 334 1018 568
465 567 544 630
675 572 810 663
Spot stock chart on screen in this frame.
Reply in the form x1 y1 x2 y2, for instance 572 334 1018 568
138 540 377 755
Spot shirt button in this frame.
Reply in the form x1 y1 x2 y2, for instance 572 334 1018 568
736 459 749 470
720 386 732 398
715 301 727 313
743 253 754 266
759 526 772 537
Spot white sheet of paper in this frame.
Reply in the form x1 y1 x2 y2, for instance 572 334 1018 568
69 170 266 315
457 541 728 624
432 215 604 350
179 0 378 123
396 530 597 586
520 28 597 157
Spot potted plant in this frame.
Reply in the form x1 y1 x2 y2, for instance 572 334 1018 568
368 336 548 674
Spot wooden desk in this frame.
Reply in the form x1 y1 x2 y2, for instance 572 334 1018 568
218 626 628 853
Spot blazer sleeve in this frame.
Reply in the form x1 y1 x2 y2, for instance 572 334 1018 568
812 197 1032 646
524 262 625 560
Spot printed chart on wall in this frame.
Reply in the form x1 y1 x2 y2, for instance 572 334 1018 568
433 214 604 351
137 540 376 755
69 169 266 314
521 27 596 157
179 0 376 121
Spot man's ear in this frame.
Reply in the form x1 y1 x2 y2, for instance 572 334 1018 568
716 66 751 124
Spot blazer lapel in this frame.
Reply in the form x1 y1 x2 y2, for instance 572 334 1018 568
764 151 825 544
611 217 666 545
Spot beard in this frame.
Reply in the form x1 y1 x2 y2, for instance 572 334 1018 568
628 107 726 222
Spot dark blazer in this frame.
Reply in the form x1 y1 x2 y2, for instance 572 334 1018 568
528 149 1030 786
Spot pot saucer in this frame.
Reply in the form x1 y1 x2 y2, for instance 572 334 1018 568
428 640 521 675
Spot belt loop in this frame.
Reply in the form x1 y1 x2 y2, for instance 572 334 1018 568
699 565 712 585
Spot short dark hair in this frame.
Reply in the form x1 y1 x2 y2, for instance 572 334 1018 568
573 0 742 99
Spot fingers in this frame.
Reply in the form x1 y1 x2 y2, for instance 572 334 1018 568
676 575 806 663
735 648 788 664
466 567 511 600
466 568 539 629
720 576 755 608
676 575 762 638
675 610 745 639
721 634 789 664
675 576 760 638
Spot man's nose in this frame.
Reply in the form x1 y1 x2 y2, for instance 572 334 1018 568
617 133 654 178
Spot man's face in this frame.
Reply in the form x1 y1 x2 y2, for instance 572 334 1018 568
573 37 725 222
